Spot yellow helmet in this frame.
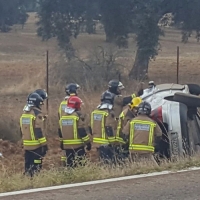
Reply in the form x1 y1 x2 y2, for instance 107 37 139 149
129 97 142 110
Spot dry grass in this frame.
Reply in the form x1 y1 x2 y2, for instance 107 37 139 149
1 154 200 193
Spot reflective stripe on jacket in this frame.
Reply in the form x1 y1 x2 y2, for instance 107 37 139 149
91 110 109 145
20 113 47 150
115 111 126 144
58 100 67 120
129 119 156 152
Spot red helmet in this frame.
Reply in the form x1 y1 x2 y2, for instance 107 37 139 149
67 96 83 110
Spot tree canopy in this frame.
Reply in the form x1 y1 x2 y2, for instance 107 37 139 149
1 0 200 79
0 0 29 32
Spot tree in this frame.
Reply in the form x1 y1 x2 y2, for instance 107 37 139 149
129 0 200 79
36 0 200 79
23 0 38 12
99 0 131 46
129 0 165 80
171 0 200 43
0 0 29 32
37 0 88 59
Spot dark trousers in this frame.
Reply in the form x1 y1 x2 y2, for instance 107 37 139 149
112 144 130 163
24 146 47 177
98 145 114 164
65 146 86 168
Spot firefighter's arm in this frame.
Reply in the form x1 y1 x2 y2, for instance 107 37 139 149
122 94 136 106
121 122 130 143
19 127 22 138
77 113 91 143
58 112 60 120
83 113 93 136
136 82 144 96
35 113 46 140
154 123 162 138
154 123 162 146
78 116 92 151
19 127 23 148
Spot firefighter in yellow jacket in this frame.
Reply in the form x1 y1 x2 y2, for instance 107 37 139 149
20 93 48 177
58 83 80 165
58 95 91 168
91 96 115 163
116 97 143 160
58 83 80 120
100 80 144 144
122 101 162 165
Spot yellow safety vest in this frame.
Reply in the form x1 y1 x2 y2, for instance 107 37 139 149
58 100 67 119
20 114 47 147
129 120 156 152
59 115 89 145
91 110 109 145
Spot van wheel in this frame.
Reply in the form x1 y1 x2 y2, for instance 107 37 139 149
173 93 200 107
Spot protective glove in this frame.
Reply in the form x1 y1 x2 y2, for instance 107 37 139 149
86 143 92 151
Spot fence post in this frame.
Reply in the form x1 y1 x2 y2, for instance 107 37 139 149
46 50 49 113
177 46 179 84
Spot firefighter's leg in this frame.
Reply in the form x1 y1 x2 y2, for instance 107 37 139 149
75 146 86 166
61 154 67 167
32 148 43 175
121 143 130 160
65 149 75 168
99 145 113 164
24 150 34 177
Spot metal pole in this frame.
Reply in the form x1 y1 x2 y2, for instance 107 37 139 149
46 50 49 113
177 46 179 84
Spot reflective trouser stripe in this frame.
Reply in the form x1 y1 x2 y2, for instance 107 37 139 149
93 138 109 144
61 157 66 161
63 139 84 145
34 159 42 164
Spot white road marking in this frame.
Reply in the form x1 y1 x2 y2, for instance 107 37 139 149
1 166 200 197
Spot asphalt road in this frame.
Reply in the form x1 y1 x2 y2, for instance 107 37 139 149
1 170 200 200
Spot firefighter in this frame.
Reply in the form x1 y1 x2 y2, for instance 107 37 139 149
100 80 144 143
58 95 91 168
58 83 80 165
118 97 143 130
122 101 162 165
105 79 143 117
91 91 115 164
116 97 143 160
58 83 80 120
20 93 48 177
94 80 143 162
